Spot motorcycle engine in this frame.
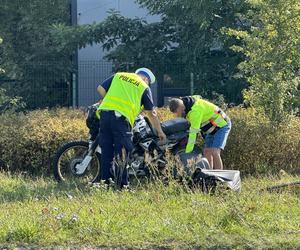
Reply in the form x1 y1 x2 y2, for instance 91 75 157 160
129 153 147 176
133 115 152 141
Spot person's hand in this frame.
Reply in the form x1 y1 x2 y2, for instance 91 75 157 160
158 131 167 143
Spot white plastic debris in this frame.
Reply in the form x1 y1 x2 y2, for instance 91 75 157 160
201 169 241 192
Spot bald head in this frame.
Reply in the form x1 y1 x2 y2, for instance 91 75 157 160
169 98 185 117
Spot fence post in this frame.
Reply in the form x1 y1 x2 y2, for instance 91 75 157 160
157 74 164 107
72 73 77 108
190 72 194 95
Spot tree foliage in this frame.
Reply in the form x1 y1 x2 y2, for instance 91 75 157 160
226 0 300 124
52 1 249 104
0 0 71 108
1 0 298 116
0 88 25 114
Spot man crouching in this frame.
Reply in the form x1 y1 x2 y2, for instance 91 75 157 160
169 96 231 170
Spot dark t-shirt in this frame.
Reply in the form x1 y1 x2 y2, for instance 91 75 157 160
100 75 155 111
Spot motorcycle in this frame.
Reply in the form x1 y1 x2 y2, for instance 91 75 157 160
53 105 241 192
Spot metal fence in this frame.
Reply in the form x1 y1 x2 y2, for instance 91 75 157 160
159 63 193 106
77 61 113 107
0 63 73 109
0 61 193 110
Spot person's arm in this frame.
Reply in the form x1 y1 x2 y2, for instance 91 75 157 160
186 112 202 153
97 86 106 98
141 88 166 142
97 75 114 99
144 109 166 142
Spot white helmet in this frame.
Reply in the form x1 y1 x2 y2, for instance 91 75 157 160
135 67 156 84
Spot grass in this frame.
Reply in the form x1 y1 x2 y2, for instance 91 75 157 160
0 172 299 249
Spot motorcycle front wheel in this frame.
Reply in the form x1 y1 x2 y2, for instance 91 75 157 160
53 140 101 184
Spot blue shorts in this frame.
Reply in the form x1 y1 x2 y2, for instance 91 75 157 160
204 120 231 150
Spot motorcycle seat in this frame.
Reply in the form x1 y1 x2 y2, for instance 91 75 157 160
161 118 190 135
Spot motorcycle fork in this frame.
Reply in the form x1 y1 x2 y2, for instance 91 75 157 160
75 137 101 175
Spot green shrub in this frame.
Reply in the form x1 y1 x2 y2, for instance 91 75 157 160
0 109 88 174
0 108 299 175
223 108 300 174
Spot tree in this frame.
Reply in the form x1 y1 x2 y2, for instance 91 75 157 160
226 0 300 124
52 1 249 104
113 0 249 103
0 0 72 108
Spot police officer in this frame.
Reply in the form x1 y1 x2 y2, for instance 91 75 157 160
97 68 166 186
169 96 231 170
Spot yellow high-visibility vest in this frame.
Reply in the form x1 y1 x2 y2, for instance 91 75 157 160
98 72 148 127
186 96 229 153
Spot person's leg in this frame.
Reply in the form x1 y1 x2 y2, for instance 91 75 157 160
208 121 231 170
203 148 214 169
99 111 114 183
112 115 134 186
204 134 214 169
211 148 223 169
